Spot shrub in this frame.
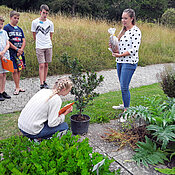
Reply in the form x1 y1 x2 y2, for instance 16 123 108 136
60 53 104 119
0 131 117 174
157 64 175 98
161 8 175 27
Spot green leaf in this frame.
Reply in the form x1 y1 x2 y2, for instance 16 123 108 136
133 136 168 167
155 167 175 174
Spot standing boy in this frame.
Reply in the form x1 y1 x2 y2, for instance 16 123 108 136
0 16 11 101
31 4 54 89
4 11 26 95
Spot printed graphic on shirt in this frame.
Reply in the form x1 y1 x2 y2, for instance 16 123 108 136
36 26 51 35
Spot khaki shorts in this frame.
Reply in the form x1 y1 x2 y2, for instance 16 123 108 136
36 48 52 64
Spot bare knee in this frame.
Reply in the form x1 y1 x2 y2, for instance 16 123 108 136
39 63 45 69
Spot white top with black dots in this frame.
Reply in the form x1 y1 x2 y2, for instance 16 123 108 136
116 25 141 64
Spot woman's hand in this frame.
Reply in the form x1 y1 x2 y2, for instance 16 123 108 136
63 106 73 116
112 53 121 57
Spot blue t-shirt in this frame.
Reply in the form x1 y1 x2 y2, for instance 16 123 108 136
3 24 25 58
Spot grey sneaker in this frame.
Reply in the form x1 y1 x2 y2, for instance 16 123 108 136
112 104 124 110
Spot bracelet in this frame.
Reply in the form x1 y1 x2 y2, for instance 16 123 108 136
16 48 19 52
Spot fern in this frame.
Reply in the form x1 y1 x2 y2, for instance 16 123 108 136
132 136 168 167
147 125 175 150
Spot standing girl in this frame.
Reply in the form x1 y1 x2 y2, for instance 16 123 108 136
111 9 141 114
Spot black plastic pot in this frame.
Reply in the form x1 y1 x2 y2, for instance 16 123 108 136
70 114 90 135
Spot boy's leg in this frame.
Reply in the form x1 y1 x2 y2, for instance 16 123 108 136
12 70 20 93
39 63 45 85
43 48 52 88
0 73 5 101
0 73 4 93
43 62 48 83
36 48 46 88
1 73 11 99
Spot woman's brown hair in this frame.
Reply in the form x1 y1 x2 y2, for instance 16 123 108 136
118 9 136 41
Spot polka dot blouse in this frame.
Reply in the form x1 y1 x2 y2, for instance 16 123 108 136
116 25 141 64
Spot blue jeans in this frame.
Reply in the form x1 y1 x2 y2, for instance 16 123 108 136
116 63 137 108
20 121 68 139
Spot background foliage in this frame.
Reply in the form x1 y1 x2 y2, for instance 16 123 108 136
0 5 174 79
0 0 175 22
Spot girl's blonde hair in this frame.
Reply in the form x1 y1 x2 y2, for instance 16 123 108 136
48 77 73 100
118 9 136 41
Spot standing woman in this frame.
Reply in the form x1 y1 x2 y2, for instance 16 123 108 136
112 9 141 113
18 78 73 140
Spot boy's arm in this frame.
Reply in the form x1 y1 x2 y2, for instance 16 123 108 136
9 41 18 51
18 38 26 55
32 32 36 40
3 40 10 54
50 32 53 40
0 40 9 59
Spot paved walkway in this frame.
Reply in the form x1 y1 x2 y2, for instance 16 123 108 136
1 63 174 174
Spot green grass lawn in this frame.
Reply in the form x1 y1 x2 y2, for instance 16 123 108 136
0 83 166 140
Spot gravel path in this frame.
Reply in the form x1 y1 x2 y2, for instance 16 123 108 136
0 63 174 114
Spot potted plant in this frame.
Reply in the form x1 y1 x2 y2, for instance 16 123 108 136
61 53 104 135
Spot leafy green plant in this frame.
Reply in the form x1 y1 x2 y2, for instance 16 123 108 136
0 131 117 174
60 53 104 119
146 125 175 150
155 167 175 174
132 136 168 167
125 96 175 150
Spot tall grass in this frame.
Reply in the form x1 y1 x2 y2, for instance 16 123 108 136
1 6 175 78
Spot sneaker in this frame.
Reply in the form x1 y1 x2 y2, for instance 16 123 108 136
2 91 11 99
40 84 45 89
44 81 49 89
112 104 124 110
0 93 5 101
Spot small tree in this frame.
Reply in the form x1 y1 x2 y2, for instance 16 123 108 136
60 53 104 120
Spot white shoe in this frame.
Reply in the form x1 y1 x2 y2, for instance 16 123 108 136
112 104 124 110
120 116 127 122
118 113 128 122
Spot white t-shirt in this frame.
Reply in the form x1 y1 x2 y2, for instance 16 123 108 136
0 29 10 59
31 18 54 49
18 89 65 135
116 25 141 64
